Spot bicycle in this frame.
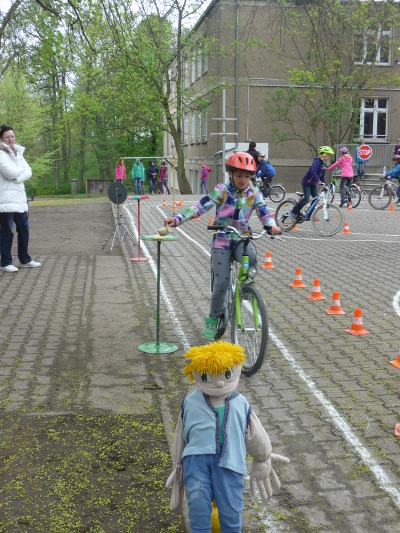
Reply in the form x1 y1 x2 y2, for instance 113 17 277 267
369 177 399 210
251 176 286 203
328 172 361 208
274 184 344 237
208 225 282 376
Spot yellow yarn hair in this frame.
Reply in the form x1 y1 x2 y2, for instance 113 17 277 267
183 341 246 382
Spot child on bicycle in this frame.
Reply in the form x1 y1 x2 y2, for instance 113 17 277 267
164 152 281 340
290 146 334 221
256 152 276 198
384 155 400 206
327 146 354 207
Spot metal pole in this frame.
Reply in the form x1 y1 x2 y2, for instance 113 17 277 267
222 88 226 183
156 240 161 351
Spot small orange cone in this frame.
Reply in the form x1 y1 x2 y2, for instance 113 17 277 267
193 216 200 221
348 201 353 211
178 199 183 206
389 354 400 368
344 308 370 335
306 278 326 301
390 203 395 213
395 424 400 437
173 201 177 211
325 291 345 315
290 268 307 288
262 251 275 269
162 198 167 208
209 217 213 225
292 224 299 230
343 222 351 235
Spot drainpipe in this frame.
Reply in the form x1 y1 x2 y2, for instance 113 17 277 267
235 0 239 148
214 150 222 184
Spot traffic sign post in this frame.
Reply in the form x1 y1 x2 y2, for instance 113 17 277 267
358 145 372 160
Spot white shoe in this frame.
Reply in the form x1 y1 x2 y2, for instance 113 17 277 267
1 265 18 272
20 260 41 268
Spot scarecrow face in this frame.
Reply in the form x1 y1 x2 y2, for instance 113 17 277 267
192 364 242 397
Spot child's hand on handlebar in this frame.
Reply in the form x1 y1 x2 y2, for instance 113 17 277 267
271 226 281 236
164 217 176 227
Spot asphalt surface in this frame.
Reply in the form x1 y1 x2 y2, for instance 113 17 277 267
1 193 400 532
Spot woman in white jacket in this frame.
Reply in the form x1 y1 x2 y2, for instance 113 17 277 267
0 125 40 272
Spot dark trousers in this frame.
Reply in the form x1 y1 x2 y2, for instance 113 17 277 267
292 184 318 216
0 212 31 267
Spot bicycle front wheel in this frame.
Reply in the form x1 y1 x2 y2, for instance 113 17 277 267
327 183 335 203
369 186 392 210
231 285 268 376
268 185 285 203
274 199 297 231
311 203 344 236
346 184 361 208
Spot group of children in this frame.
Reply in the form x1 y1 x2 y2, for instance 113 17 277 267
114 158 172 195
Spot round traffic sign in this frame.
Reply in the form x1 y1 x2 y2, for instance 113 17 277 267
358 145 372 160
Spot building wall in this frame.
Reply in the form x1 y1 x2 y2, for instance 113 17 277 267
164 0 400 193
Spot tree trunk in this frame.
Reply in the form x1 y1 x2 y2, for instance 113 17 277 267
78 122 85 192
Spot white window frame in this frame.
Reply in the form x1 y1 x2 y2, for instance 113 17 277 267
359 97 388 141
183 59 189 89
191 55 196 84
354 26 391 65
196 49 202 80
203 49 208 74
184 113 188 145
191 112 195 143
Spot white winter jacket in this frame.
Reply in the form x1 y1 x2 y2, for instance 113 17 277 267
0 141 32 213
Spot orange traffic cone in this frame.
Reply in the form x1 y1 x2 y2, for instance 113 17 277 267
389 354 400 368
395 424 400 437
390 203 395 213
343 222 351 234
209 217 213 225
262 251 275 269
344 308 370 336
290 268 307 288
348 201 353 211
292 223 299 230
194 215 200 221
178 199 183 206
306 278 326 301
325 291 345 315
173 201 177 211
162 198 167 208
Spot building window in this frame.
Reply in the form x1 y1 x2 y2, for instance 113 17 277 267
196 112 201 143
191 55 196 84
184 113 188 145
202 110 208 142
191 113 195 143
203 49 208 74
196 49 202 80
358 98 388 140
183 59 189 89
354 26 391 65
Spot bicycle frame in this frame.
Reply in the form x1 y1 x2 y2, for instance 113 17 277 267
233 242 259 330
299 187 329 221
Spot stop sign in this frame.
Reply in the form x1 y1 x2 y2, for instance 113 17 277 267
358 144 372 160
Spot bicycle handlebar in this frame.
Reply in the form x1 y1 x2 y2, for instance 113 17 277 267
207 225 283 241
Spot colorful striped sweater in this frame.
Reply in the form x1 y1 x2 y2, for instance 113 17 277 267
173 183 276 250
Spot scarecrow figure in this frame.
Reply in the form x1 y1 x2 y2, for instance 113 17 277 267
166 341 290 533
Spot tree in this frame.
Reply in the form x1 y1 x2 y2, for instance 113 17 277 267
264 0 400 155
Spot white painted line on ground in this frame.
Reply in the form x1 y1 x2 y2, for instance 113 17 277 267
123 205 191 352
159 213 400 510
393 289 400 318
282 235 400 243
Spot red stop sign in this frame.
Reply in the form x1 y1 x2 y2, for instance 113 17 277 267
358 145 372 160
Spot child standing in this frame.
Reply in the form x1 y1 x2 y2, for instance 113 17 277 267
115 158 126 182
200 162 211 194
164 152 280 341
159 160 171 195
384 155 400 206
131 158 144 195
327 146 354 207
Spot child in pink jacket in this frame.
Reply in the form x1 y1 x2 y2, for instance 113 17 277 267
115 158 126 182
327 146 353 207
200 162 211 194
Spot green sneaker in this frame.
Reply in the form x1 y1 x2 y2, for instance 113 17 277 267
202 316 218 340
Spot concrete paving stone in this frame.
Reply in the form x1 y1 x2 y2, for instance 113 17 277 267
293 505 334 529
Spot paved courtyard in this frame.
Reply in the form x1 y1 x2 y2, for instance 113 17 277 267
1 194 400 532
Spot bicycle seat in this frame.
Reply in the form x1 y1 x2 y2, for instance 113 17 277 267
296 191 304 197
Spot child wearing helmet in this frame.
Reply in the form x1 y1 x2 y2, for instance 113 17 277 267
327 146 354 207
290 146 334 221
384 155 400 206
164 151 280 340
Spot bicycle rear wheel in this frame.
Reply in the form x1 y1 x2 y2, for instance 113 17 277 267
310 203 344 236
346 184 361 208
369 186 392 210
231 285 268 376
268 185 285 203
274 199 297 231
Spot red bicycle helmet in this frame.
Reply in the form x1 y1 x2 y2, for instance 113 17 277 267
225 152 256 172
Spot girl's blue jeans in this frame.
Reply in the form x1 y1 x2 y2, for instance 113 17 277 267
183 453 244 533
133 178 141 194
292 184 318 216
357 162 365 178
200 180 209 194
